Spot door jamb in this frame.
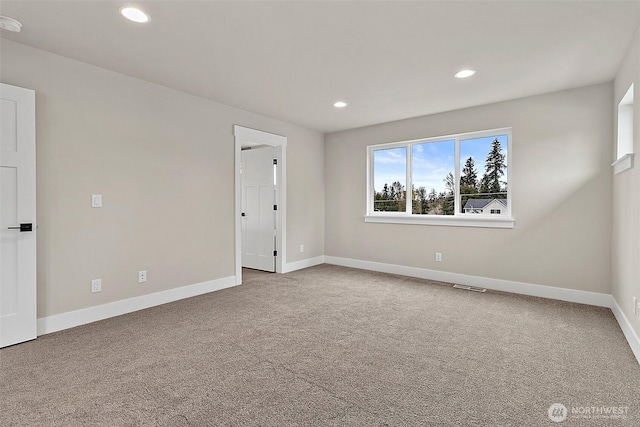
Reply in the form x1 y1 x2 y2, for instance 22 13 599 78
233 125 287 284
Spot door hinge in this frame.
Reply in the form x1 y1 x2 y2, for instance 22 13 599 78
274 205 278 210
273 159 278 165
273 250 278 256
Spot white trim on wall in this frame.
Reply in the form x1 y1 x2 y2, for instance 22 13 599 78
233 125 287 282
612 153 634 175
283 256 326 273
611 299 640 365
324 256 612 307
364 214 515 228
37 276 237 335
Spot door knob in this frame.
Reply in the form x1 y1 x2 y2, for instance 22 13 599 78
7 223 33 232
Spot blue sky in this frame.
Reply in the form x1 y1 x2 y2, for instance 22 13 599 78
373 134 508 194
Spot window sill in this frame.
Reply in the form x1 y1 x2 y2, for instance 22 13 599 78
612 153 634 175
364 214 515 229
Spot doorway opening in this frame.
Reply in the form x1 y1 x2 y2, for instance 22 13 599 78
233 125 287 284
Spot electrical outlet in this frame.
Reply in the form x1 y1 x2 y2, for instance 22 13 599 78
138 270 147 283
91 279 102 293
435 252 442 262
300 245 304 253
91 194 102 208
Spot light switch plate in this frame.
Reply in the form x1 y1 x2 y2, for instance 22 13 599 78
92 194 102 208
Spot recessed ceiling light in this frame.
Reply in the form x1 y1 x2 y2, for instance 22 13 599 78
0 16 22 32
454 69 476 79
120 7 150 23
334 101 347 108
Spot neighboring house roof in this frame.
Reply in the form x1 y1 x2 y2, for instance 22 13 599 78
463 199 507 210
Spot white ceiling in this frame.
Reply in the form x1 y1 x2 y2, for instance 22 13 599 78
1 1 639 133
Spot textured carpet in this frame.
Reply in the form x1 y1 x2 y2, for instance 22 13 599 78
1 264 639 426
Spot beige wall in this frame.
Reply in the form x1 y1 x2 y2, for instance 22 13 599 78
0 40 324 318
0 35 626 321
613 26 640 336
325 83 613 293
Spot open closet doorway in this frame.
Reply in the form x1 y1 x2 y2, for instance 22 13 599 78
233 126 287 283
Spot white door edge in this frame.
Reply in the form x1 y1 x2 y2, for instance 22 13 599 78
0 83 37 348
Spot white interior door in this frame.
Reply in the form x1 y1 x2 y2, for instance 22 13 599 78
241 146 275 272
1 83 37 348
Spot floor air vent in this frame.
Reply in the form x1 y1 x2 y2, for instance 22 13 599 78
453 284 487 293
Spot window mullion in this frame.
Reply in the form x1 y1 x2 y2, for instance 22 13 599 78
406 143 412 214
367 147 373 214
454 137 460 216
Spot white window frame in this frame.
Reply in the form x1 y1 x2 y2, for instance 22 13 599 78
365 127 514 228
612 83 634 175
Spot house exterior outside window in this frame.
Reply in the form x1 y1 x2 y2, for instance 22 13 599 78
463 199 506 215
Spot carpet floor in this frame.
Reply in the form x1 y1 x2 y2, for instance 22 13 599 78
1 264 639 426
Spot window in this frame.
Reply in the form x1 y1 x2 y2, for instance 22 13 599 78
366 128 513 228
411 139 455 215
372 147 406 212
613 84 634 175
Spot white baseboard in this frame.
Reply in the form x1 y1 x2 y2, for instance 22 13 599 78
37 275 238 335
283 256 325 273
324 256 612 308
610 298 640 364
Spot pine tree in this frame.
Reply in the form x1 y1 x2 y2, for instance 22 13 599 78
442 172 455 215
391 181 405 200
460 156 478 189
460 156 479 213
414 186 427 214
389 181 405 212
444 172 454 195
428 188 437 214
480 138 506 198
